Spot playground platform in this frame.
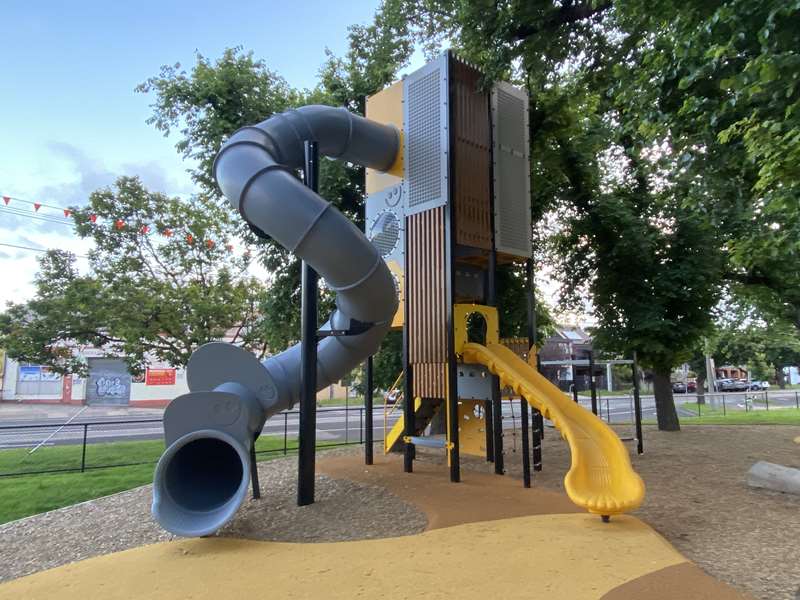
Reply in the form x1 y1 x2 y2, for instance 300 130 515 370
0 452 749 600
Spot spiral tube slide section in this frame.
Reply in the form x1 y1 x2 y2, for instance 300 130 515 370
152 106 399 536
214 105 399 408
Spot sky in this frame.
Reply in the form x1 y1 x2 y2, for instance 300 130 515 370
0 0 390 306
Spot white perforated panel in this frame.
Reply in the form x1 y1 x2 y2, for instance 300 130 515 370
492 82 532 258
403 54 449 216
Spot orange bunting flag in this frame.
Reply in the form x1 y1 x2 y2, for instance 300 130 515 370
33 203 41 212
89 214 98 223
2 196 9 205
205 239 215 249
114 219 125 230
186 234 194 245
162 228 173 237
63 209 71 218
140 225 150 234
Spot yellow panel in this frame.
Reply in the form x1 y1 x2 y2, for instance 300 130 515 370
453 304 500 355
458 399 487 457
365 80 404 194
386 259 404 329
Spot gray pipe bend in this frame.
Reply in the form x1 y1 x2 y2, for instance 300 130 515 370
213 105 400 413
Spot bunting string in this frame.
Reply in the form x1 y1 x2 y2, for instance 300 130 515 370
0 192 239 253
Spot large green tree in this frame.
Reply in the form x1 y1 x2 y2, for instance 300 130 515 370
0 177 265 375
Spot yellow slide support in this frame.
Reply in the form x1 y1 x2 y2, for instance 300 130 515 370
462 342 645 516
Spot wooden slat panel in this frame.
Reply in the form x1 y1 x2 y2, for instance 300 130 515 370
413 362 446 399
451 57 492 251
408 207 447 364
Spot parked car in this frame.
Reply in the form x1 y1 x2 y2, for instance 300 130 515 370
717 379 748 391
687 381 697 392
671 381 687 393
750 381 770 391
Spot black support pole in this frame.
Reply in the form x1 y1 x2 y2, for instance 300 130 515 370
534 352 543 469
297 140 319 507
402 210 414 473
250 436 261 499
488 248 503 475
632 351 644 455
445 53 460 484
519 260 536 487
589 350 598 416
365 356 374 465
484 399 494 462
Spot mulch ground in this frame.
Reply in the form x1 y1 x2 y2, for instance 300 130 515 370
0 448 425 584
425 423 800 600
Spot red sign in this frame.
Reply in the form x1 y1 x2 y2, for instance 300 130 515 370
145 368 176 386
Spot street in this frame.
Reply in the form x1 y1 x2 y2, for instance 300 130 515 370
1 389 798 450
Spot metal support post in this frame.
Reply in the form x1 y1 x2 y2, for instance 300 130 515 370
365 356 374 465
488 248 503 475
589 350 598 416
297 140 319 506
484 399 494 462
632 351 644 455
250 436 261 499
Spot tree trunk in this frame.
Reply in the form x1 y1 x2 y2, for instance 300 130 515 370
776 367 786 389
696 372 706 405
653 369 680 431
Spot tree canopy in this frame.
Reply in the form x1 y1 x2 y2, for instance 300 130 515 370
0 177 265 375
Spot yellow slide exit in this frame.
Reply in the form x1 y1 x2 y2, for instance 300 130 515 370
462 342 645 516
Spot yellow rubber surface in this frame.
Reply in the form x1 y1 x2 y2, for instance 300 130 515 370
463 342 646 516
0 514 685 600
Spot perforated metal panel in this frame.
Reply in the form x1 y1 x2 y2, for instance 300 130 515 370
403 54 449 216
492 82 532 258
366 183 405 328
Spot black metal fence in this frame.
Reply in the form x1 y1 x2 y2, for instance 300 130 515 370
0 406 389 478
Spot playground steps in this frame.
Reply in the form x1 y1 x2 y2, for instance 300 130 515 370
384 398 442 453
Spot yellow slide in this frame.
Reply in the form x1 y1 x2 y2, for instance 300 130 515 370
462 342 645 517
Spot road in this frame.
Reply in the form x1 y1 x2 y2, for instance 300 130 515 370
1 390 798 449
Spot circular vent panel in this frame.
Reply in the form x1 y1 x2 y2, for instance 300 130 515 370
369 211 399 257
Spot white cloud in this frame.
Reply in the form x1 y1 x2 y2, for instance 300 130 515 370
0 142 194 307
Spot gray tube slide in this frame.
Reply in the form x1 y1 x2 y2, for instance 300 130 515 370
151 106 399 536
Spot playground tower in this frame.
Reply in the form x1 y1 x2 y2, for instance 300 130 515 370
365 52 533 476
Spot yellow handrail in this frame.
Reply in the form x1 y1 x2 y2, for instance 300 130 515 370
383 370 404 449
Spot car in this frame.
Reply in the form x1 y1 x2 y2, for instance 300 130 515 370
671 382 687 393
750 381 770 391
734 379 750 391
687 381 697 392
716 378 745 392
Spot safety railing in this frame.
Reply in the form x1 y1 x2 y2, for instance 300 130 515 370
0 405 391 478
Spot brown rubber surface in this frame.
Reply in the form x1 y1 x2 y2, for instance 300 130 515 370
600 563 752 600
318 453 581 530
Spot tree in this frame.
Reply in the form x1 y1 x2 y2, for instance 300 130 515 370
138 38 413 354
615 1 800 331
0 177 266 375
713 306 800 389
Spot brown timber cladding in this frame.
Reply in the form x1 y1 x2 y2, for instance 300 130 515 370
450 56 492 251
407 206 446 398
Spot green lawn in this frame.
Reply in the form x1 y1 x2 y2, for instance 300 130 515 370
0 434 299 525
676 405 800 425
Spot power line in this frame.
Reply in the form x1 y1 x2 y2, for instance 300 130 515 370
0 206 74 227
0 241 89 259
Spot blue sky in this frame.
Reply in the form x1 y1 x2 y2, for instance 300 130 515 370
0 0 393 305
